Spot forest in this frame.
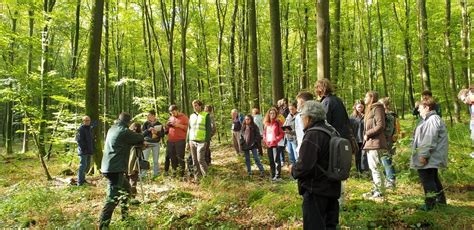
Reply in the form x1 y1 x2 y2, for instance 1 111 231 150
0 0 473 228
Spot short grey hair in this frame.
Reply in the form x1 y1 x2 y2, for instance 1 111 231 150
300 100 326 122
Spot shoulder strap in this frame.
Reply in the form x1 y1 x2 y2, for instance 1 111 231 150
307 126 332 137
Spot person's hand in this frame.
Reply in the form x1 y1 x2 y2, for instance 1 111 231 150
364 135 368 141
419 156 428 165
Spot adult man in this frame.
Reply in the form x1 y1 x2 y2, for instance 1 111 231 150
291 101 341 229
295 92 314 155
283 102 298 165
76 115 94 186
165 105 189 177
279 98 290 118
231 109 243 155
99 113 144 228
315 78 352 140
413 90 442 118
142 110 164 177
187 100 212 180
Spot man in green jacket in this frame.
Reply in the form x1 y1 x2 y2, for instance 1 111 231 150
99 112 144 228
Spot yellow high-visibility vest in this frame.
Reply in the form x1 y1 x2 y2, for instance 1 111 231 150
189 111 208 141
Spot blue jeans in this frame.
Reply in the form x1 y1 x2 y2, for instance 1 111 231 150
143 142 160 176
286 139 297 164
77 154 92 185
244 148 264 175
381 155 396 182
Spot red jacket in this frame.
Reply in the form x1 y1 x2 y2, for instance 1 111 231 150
263 120 284 147
167 113 189 142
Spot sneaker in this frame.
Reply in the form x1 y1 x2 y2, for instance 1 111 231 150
164 171 169 176
363 191 382 199
130 199 141 205
470 152 474 158
385 181 396 190
272 176 282 182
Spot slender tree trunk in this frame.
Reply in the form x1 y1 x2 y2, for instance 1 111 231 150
160 0 176 104
22 9 34 153
103 0 110 139
5 8 18 155
198 0 213 100
393 0 415 108
317 0 330 80
180 0 190 114
284 2 290 96
376 2 388 97
366 2 374 89
229 0 239 108
39 0 56 157
445 0 460 122
269 0 284 104
300 7 309 90
461 0 471 87
143 0 158 110
216 0 228 106
71 0 81 79
85 0 104 170
248 0 260 109
332 0 341 84
418 0 431 90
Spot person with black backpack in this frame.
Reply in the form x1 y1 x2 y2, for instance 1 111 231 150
291 100 343 229
240 115 265 177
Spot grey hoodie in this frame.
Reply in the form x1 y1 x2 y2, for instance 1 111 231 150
411 111 448 169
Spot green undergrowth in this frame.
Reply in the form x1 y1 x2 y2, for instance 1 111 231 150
0 117 473 228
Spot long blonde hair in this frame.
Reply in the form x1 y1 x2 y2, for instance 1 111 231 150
364 91 379 123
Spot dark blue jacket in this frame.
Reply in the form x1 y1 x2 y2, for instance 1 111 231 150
321 94 352 140
76 125 94 155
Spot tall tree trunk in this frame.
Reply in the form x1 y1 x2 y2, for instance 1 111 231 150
445 0 460 122
317 0 330 80
376 1 388 97
284 2 290 96
143 0 158 110
393 0 415 108
332 0 341 84
85 0 105 170
216 0 228 106
229 0 239 108
366 2 374 89
269 0 284 104
103 0 110 139
300 7 309 90
180 0 190 114
418 0 431 90
23 9 34 153
160 0 177 105
5 8 18 155
248 0 260 109
39 0 56 157
71 0 81 79
461 0 471 87
198 0 213 101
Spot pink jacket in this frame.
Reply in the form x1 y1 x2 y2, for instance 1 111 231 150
263 120 284 147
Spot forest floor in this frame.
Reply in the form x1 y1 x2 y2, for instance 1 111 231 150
0 122 474 229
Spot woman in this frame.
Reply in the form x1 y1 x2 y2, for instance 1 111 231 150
349 100 367 174
263 107 285 181
362 91 387 199
128 122 145 201
240 115 265 177
283 102 298 165
379 97 398 188
411 98 448 210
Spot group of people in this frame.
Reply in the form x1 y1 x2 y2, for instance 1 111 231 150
75 78 456 229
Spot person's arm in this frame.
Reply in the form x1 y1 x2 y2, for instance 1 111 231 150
174 115 189 131
126 130 145 145
276 122 285 143
76 127 87 153
142 122 151 137
365 106 385 138
292 135 319 179
416 116 441 159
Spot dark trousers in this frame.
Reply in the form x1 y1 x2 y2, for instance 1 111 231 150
205 140 211 165
267 147 282 178
99 172 131 228
418 168 447 209
166 140 186 176
356 143 369 172
302 192 339 230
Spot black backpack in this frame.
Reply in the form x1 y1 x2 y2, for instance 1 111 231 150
308 126 352 181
